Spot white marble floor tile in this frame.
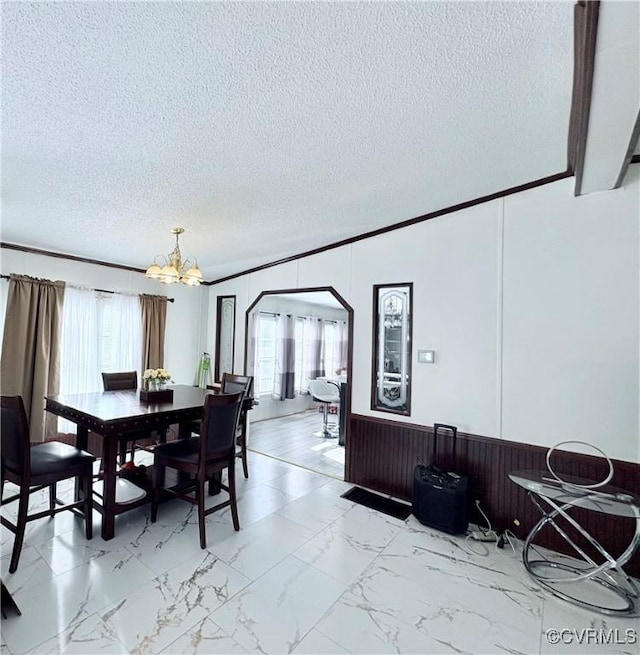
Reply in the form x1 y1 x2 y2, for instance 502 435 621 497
264 467 330 499
0 544 55 595
276 486 355 532
0 636 11 655
100 551 250 654
382 523 543 599
0 509 83 556
294 506 401 586
35 527 135 577
207 513 315 580
342 551 543 655
226 482 298 527
211 555 347 654
292 627 349 654
123 503 231 575
30 612 128 654
1 601 90 655
160 618 248 654
315 592 444 654
2 545 157 654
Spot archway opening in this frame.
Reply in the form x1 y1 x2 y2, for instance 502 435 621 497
244 287 353 479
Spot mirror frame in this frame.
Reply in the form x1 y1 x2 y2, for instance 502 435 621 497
371 282 413 415
214 295 236 383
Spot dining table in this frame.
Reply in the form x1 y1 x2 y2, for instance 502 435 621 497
45 384 217 540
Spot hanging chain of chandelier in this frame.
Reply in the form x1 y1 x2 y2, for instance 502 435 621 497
145 227 203 286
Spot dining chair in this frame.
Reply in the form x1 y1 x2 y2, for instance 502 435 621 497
0 395 95 573
101 371 157 464
150 391 244 548
308 379 340 438
218 373 254 478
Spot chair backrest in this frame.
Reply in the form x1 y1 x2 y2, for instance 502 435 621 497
308 379 340 402
198 392 244 463
0 396 30 474
102 371 138 391
221 373 253 398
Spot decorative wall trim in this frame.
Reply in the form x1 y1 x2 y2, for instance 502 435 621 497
346 413 640 576
570 0 600 193
0 242 147 274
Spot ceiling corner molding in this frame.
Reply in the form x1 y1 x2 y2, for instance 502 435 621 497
0 242 147 275
568 0 600 193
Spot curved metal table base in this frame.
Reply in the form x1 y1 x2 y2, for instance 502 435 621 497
510 471 640 617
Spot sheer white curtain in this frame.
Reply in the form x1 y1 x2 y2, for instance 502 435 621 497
58 289 142 433
104 293 142 375
334 320 348 373
59 287 101 432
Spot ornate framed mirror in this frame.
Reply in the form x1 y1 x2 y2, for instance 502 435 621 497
371 283 413 415
214 295 236 383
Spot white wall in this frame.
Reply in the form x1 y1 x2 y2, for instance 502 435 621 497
0 249 207 386
209 174 640 463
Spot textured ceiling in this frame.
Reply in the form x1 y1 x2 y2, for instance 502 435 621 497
1 1 574 281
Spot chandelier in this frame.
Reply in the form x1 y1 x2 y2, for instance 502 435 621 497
145 227 203 286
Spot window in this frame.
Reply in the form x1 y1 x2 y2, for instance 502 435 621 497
323 321 337 378
255 312 277 395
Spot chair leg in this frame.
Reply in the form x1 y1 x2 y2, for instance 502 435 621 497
240 441 249 479
83 470 93 540
150 464 162 523
323 403 330 436
196 477 206 549
229 462 240 532
240 413 249 479
49 482 56 513
9 486 30 574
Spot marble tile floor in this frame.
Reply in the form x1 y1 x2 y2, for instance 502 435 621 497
1 451 638 655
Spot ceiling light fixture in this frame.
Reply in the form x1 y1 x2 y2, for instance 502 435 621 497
145 227 203 286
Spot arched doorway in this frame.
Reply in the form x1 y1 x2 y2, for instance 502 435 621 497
243 287 353 479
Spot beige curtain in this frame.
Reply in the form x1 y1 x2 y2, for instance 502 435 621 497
140 294 167 371
0 274 65 441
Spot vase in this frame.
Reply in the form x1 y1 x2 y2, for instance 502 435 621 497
148 379 165 392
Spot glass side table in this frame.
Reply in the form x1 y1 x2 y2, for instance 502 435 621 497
509 470 640 616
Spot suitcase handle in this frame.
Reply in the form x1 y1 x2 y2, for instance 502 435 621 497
432 423 458 469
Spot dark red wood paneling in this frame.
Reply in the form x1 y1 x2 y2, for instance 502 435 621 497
347 414 640 576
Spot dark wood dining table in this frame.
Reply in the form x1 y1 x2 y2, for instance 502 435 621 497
45 384 215 540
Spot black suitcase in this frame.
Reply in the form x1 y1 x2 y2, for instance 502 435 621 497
412 423 469 535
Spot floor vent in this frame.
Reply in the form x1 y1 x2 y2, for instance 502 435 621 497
341 487 412 520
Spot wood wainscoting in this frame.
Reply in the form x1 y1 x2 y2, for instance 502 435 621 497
346 414 640 577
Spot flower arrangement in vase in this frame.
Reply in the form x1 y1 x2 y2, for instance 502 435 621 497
140 368 173 402
143 368 172 391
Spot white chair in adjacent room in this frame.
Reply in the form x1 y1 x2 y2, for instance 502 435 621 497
308 379 340 438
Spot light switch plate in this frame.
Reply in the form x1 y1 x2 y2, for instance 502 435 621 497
418 350 435 364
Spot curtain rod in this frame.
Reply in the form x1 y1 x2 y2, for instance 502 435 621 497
0 274 175 303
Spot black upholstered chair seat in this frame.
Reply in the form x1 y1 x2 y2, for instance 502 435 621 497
154 438 228 470
29 442 95 480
